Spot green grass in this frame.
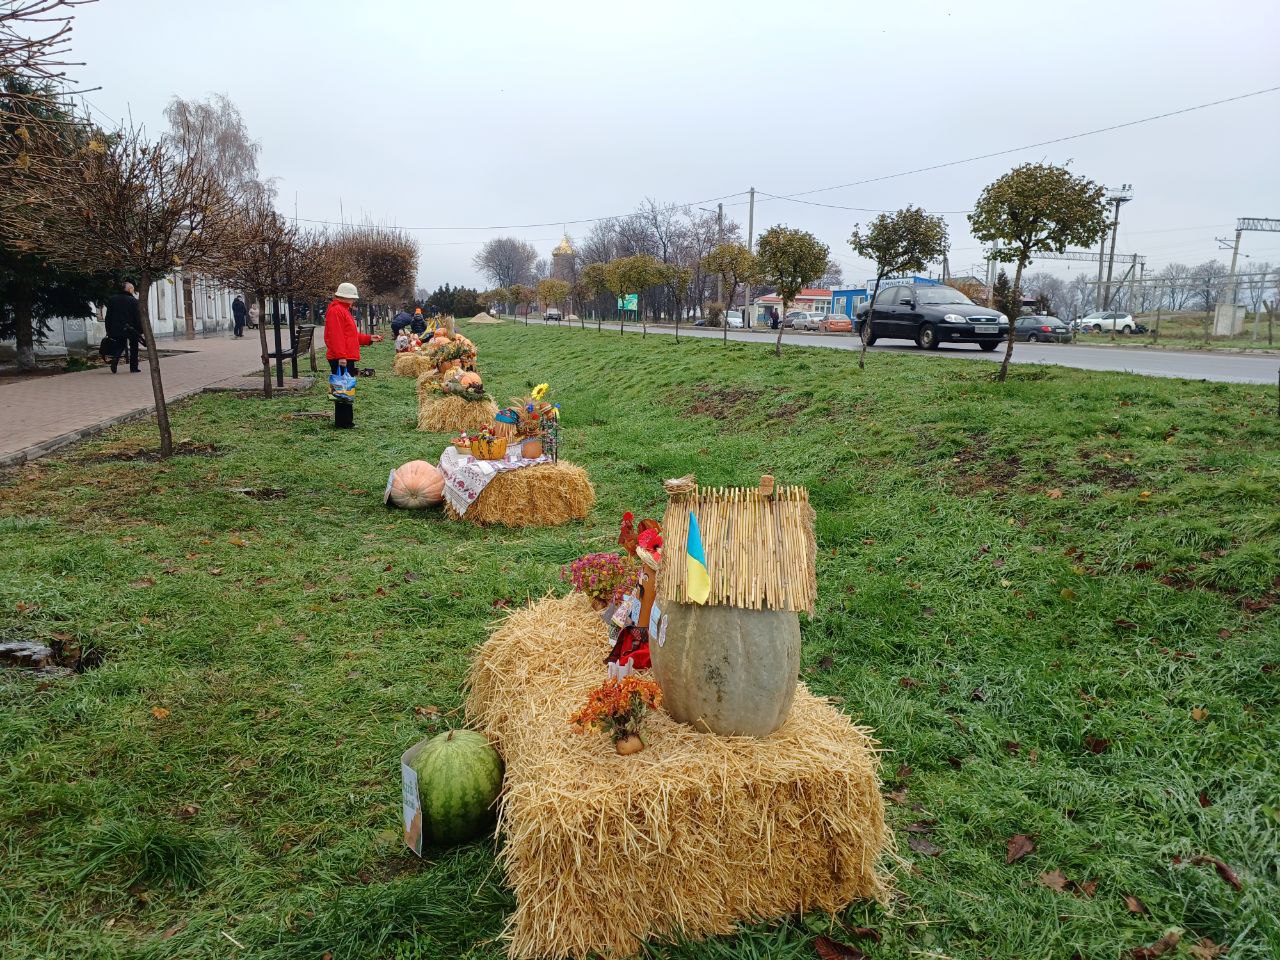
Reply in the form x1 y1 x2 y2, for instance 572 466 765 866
2 324 1278 960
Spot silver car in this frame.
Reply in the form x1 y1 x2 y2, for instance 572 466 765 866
786 310 825 331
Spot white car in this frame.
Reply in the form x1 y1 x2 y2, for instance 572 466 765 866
1079 310 1135 334
786 310 825 331
725 310 744 329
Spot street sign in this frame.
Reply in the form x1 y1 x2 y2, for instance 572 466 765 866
617 294 638 311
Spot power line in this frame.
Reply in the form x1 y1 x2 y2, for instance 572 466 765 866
774 84 1280 201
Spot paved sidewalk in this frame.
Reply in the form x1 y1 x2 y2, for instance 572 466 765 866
0 334 289 467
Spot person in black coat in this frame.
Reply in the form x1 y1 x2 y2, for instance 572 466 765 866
232 296 248 338
104 281 143 373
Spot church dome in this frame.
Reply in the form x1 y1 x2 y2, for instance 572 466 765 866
553 236 574 256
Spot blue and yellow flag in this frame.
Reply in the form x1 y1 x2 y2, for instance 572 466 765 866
686 510 710 604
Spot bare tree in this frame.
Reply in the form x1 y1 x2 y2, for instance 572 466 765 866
818 260 845 289
472 236 536 289
2 122 242 455
0 1 95 88
1158 262 1195 310
164 93 270 203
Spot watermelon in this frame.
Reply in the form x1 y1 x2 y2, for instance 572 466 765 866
409 728 504 846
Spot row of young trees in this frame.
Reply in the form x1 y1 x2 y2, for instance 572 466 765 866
1 2 417 453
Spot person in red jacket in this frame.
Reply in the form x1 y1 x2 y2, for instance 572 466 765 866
324 282 382 375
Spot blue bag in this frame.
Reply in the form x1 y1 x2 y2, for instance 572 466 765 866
329 362 357 404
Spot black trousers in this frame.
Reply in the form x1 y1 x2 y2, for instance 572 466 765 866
234 316 245 337
328 359 358 376
122 335 140 370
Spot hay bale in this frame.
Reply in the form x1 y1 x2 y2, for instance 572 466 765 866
393 351 434 378
445 461 594 528
417 393 499 434
466 594 888 959
415 368 441 401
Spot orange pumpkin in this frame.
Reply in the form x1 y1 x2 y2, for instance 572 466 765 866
429 335 451 349
459 371 482 389
386 460 444 509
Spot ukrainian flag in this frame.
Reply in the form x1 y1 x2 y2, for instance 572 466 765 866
686 510 710 604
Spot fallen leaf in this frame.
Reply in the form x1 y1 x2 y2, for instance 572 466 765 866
403 572 420 583
176 803 199 819
1061 588 1077 601
1130 930 1181 959
374 586 387 597
160 921 186 939
414 705 440 717
208 568 223 576
1115 617 1138 629
383 563 393 572
228 536 248 548
1187 937 1227 959
814 934 866 960
817 654 834 672
1030 545 1046 553
898 677 920 689
992 557 1006 568
1075 878 1098 898
970 687 988 702
492 598 512 609
1217 628 1232 640
1084 736 1111 754
1005 741 1022 754
1191 707 1208 722
895 764 913 780
904 819 936 833
908 836 942 857
1038 869 1070 892
1123 894 1148 914
129 577 155 589
885 787 908 804
1006 834 1036 863
1139 490 1152 499
151 707 171 720
846 927 881 943
1190 854 1242 891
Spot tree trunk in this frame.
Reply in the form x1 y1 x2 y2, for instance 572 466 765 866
12 289 36 371
774 297 788 357
137 277 174 458
997 259 1026 382
859 278 883 371
257 294 273 398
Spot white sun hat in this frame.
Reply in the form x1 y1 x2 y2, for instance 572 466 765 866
335 282 360 299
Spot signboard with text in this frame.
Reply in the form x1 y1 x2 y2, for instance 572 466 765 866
617 294 638 311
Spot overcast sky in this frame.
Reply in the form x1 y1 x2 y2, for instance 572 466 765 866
71 0 1280 290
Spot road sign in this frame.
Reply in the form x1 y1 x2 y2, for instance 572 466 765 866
617 294 638 311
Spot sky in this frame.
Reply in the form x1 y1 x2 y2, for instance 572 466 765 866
69 0 1280 291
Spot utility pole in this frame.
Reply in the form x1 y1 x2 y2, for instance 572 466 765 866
1223 227 1243 337
1095 235 1106 313
746 187 756 325
717 202 724 304
1102 184 1133 310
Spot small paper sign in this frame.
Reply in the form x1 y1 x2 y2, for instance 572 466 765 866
384 469 396 505
401 761 423 856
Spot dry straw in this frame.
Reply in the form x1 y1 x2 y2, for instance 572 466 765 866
415 368 441 401
393 351 435 378
658 481 817 614
466 594 887 960
445 462 594 527
417 393 500 433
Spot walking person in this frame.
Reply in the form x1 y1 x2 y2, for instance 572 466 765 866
232 295 248 338
324 282 381 378
104 280 143 374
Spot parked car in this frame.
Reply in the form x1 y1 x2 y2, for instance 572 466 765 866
1079 310 1136 334
785 310 824 330
545 307 563 322
819 314 853 333
855 284 1007 350
1014 316 1070 343
725 310 744 329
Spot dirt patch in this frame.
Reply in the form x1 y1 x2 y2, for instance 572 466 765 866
767 401 806 422
1084 459 1142 489
94 442 222 462
230 487 287 500
1 632 104 676
949 435 1021 492
683 383 785 421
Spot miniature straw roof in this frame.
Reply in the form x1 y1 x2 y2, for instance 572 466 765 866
445 462 593 527
466 593 888 960
417 393 499 433
658 477 817 614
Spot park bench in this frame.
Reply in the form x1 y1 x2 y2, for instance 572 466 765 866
267 323 316 378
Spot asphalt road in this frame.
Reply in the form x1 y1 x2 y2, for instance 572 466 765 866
522 319 1279 385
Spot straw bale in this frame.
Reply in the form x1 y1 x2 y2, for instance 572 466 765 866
659 484 817 614
415 368 441 401
466 594 888 959
417 393 500 433
445 462 594 528
394 351 435 378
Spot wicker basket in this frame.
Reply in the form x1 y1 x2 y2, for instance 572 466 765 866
453 442 471 455
470 437 508 460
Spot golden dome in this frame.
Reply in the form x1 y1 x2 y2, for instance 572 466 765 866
553 235 574 256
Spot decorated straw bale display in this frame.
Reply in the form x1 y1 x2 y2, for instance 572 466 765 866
438 382 594 527
466 591 887 959
417 366 499 433
653 474 816 737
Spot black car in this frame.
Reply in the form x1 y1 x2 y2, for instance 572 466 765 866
1014 315 1070 343
855 284 1007 350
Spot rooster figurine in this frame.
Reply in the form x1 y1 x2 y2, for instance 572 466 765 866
617 511 638 556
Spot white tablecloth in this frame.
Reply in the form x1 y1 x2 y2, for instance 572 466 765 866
438 444 551 516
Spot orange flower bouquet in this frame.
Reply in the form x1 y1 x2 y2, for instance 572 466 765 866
569 675 663 755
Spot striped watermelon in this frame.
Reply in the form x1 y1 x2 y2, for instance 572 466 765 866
409 728 504 846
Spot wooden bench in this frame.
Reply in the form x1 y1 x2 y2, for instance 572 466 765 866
268 324 316 378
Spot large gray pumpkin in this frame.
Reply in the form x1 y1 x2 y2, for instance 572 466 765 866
652 601 801 737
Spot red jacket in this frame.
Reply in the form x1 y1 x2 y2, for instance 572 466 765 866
324 300 372 361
